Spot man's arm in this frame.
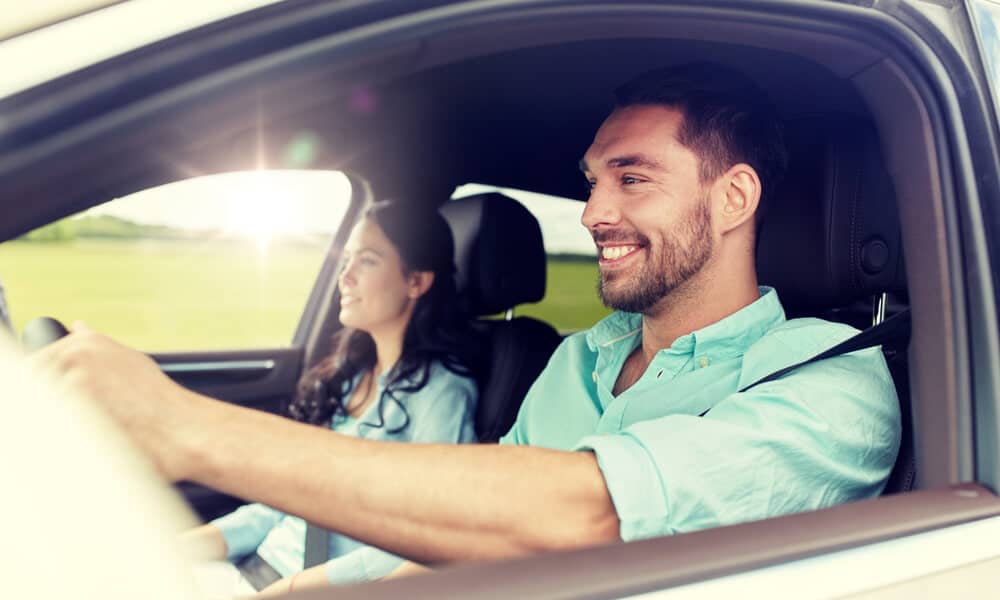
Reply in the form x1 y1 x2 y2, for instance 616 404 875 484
37 324 620 563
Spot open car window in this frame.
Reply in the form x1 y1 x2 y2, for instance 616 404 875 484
0 170 351 351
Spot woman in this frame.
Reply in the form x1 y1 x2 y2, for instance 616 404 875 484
182 201 480 597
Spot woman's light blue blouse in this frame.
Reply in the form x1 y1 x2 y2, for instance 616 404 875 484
211 360 478 584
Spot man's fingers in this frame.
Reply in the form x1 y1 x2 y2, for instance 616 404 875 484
29 323 103 373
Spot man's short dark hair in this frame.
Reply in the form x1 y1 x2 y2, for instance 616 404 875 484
613 63 788 224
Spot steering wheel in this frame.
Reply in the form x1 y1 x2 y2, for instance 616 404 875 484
22 316 69 352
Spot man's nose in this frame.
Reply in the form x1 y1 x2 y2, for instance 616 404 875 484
581 183 621 229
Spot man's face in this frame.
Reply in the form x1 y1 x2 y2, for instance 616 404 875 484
580 105 714 314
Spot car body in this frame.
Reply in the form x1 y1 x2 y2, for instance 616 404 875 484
3 0 1000 597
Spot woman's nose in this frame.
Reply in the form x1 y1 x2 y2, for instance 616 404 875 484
338 263 356 288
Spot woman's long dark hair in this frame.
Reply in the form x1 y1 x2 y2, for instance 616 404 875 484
288 201 478 432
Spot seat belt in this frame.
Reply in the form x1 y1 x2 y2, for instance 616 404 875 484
699 308 911 419
303 522 330 569
235 552 283 591
739 308 911 394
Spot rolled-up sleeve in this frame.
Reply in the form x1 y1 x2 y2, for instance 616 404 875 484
211 503 285 560
576 350 900 541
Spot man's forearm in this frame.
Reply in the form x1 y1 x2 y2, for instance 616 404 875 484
179 393 621 563
38 327 619 563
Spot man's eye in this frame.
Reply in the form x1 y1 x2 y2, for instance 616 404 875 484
622 175 640 185
583 179 596 193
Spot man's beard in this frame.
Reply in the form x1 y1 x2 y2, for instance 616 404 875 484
597 200 713 314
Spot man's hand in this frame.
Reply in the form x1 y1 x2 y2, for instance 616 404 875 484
31 321 197 480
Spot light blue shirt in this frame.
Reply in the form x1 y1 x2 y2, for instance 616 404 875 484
500 287 900 541
213 360 478 584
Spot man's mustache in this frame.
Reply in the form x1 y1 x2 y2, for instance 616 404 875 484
590 229 652 247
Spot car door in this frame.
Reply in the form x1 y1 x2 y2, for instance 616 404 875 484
6 0 1000 597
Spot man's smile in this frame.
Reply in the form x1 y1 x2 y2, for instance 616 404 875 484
597 243 645 268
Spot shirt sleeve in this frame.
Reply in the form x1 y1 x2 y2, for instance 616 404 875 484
576 348 901 541
323 546 406 585
210 502 286 560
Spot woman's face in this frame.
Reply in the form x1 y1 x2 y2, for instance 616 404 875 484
337 218 429 336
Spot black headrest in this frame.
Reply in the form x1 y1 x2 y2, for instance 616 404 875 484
756 116 907 314
440 193 547 316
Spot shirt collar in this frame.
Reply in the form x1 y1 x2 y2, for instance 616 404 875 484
586 286 786 359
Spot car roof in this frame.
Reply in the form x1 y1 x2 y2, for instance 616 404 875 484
0 0 287 98
0 2 880 239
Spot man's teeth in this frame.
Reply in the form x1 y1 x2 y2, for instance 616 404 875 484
601 245 638 260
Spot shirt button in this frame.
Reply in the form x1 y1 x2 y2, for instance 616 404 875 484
592 371 598 382
698 357 710 368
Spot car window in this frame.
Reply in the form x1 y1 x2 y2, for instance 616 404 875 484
971 0 1000 116
0 170 351 351
452 184 611 332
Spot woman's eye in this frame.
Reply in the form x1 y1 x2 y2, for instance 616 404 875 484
360 257 377 267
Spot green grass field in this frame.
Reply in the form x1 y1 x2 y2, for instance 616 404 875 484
0 239 609 351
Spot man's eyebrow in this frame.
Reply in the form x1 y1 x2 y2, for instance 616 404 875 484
606 155 663 170
578 155 664 172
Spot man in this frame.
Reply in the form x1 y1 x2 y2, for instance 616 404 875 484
36 63 900 578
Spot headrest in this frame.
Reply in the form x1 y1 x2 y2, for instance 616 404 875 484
756 116 907 315
440 193 547 316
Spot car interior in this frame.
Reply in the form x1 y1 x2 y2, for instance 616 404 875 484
3 1 998 595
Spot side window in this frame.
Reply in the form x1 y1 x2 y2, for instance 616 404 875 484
453 184 611 332
0 170 352 351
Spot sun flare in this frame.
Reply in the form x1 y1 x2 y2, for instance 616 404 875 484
225 172 302 252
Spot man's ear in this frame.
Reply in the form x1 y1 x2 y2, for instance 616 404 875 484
407 271 435 300
714 163 761 234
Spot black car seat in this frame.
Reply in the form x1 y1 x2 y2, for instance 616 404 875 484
441 193 563 442
757 115 914 494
